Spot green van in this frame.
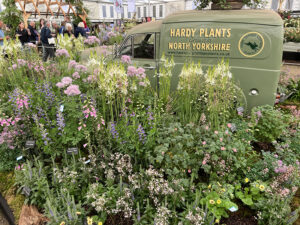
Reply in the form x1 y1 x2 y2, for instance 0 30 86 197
116 10 283 110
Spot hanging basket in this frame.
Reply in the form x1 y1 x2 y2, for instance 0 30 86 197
211 0 244 10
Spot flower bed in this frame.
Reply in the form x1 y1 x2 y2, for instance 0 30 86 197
0 40 299 225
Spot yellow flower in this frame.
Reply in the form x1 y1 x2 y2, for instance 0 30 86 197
259 185 265 191
87 217 93 225
217 182 222 186
76 212 81 215
217 199 222 204
208 185 211 189
98 222 103 225
215 219 220 223
256 184 259 188
209 200 215 204
221 188 226 192
60 222 65 225
245 178 249 183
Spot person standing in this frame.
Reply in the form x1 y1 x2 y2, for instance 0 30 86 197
59 21 66 35
16 22 30 45
41 21 55 61
28 21 38 43
51 21 60 37
0 20 9 46
74 22 87 38
63 23 74 37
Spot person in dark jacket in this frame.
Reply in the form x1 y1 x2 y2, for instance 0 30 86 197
16 22 30 45
63 23 74 37
41 21 55 61
28 21 38 43
74 22 87 38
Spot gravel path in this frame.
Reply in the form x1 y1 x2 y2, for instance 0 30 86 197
0 208 9 225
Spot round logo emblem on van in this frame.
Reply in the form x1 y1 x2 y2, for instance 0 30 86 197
238 32 264 57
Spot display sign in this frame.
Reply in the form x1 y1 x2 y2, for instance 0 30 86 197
67 148 78 155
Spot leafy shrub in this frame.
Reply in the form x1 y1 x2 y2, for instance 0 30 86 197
250 105 290 142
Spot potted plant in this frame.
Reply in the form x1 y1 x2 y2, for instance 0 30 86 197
193 0 263 10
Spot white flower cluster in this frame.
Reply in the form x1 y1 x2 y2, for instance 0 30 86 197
178 62 203 91
185 207 205 225
98 63 128 98
53 167 78 184
154 206 171 225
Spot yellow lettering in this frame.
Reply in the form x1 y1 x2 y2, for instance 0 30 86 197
205 29 209 38
226 43 231 51
214 43 219 50
176 29 180 37
186 43 191 50
174 43 177 49
221 44 226 50
197 43 201 50
206 43 210 50
186 29 191 37
209 29 214 37
170 29 175 37
222 29 227 37
178 43 182 50
191 28 196 37
199 28 205 37
215 29 221 38
226 29 231 38
168 42 173 49
193 43 197 49
201 43 205 49
181 29 185 37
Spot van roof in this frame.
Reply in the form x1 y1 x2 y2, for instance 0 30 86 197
163 10 283 26
127 21 162 35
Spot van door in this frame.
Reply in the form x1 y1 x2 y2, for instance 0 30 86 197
119 33 157 89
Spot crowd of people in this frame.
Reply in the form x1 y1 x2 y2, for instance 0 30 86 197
0 16 126 62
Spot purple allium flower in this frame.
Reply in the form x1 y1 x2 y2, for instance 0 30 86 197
55 49 70 58
64 85 81 96
121 55 132 64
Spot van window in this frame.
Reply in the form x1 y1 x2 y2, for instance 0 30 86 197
133 33 155 59
119 37 132 56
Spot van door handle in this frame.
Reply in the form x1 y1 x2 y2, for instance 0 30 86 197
143 64 155 70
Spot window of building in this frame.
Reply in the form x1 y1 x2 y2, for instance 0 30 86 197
110 5 114 18
102 5 107 18
137 7 141 18
128 11 131 18
133 33 155 59
159 5 163 17
144 6 147 17
153 5 156 18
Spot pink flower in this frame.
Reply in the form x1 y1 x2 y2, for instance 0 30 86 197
56 82 65 88
214 131 218 135
221 147 226 151
78 126 82 131
127 66 137 77
68 60 78 69
202 141 206 145
205 126 209 130
87 75 97 83
139 82 146 87
83 143 87 148
121 55 132 64
188 169 191 173
232 148 237 152
12 64 18 70
202 160 206 165
61 77 73 86
72 72 80 79
137 67 145 74
227 123 232 128
220 138 223 142
64 85 81 96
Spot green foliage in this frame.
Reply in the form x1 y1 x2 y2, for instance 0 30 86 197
250 105 290 142
0 0 22 37
0 145 21 172
108 35 124 45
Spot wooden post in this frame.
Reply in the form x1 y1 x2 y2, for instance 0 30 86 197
23 12 31 28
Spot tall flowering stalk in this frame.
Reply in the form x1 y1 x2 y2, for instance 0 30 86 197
206 60 238 129
158 54 174 105
176 62 205 123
